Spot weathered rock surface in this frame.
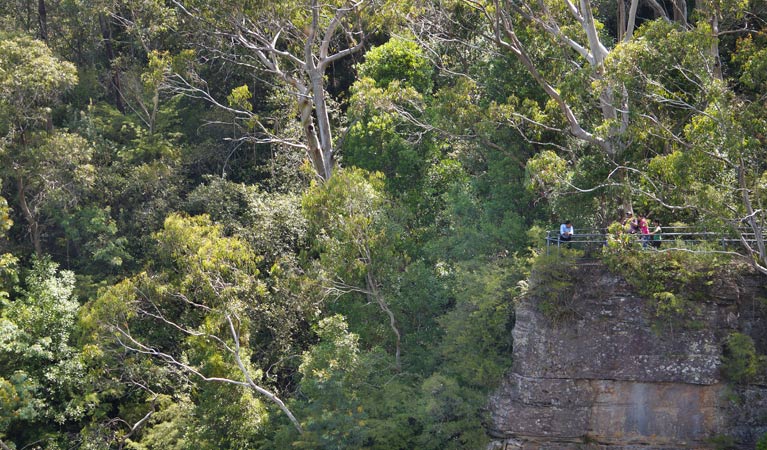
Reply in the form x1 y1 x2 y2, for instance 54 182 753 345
488 262 767 449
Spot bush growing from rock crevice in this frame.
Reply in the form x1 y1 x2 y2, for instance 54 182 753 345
526 251 581 321
721 332 765 384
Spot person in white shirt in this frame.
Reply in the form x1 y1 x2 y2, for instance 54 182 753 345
560 221 574 248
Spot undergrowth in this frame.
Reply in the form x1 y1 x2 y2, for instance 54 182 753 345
601 233 731 327
721 332 765 384
525 250 582 321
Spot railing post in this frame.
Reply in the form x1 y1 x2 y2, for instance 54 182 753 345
546 231 550 255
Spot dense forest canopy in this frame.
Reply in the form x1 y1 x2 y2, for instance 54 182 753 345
1 0 766 448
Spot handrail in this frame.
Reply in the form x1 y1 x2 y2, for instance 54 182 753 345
545 226 760 255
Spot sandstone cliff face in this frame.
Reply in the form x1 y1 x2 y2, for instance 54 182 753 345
488 262 767 450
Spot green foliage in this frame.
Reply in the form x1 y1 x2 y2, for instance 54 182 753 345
436 260 515 388
721 332 764 384
302 167 386 283
0 129 97 254
0 258 88 446
733 33 767 94
154 213 264 299
58 206 130 271
0 33 77 132
227 85 253 112
345 38 443 197
525 150 570 200
296 157 518 447
707 434 738 450
418 372 490 449
757 432 767 450
603 20 715 100
602 246 729 324
526 251 580 321
123 395 197 450
0 193 10 235
82 213 316 447
0 371 40 433
185 176 308 266
1 0 767 446
345 77 435 194
425 149 534 259
604 221 635 252
288 315 368 449
299 315 360 392
302 168 406 356
357 37 434 94
411 259 518 450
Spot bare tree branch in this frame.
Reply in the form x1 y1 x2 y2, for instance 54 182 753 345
492 18 609 152
116 400 157 450
225 314 304 434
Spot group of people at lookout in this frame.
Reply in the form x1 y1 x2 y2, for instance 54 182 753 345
559 211 662 248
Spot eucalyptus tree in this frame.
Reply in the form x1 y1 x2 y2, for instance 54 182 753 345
302 168 404 371
84 213 315 440
0 34 79 255
463 0 729 161
167 0 395 181
444 0 767 269
460 0 693 215
0 34 76 143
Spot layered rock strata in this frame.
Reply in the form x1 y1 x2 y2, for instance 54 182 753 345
488 263 767 449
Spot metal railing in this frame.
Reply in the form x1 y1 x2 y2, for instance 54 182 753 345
545 226 758 255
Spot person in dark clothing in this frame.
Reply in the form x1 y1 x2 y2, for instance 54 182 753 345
623 211 639 234
650 219 662 248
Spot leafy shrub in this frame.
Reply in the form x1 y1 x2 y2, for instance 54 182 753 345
604 221 637 252
601 243 728 324
707 434 737 450
526 251 581 321
721 332 764 384
757 432 767 450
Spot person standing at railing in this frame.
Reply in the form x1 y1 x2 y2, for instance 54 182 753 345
623 211 639 234
639 214 650 248
560 221 574 248
650 219 662 248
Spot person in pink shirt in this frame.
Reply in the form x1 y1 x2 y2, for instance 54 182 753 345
639 214 650 248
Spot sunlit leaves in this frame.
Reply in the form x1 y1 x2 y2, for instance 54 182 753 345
0 194 11 235
0 258 87 432
302 168 386 281
733 33 767 94
346 39 438 193
154 214 265 311
228 85 254 113
299 314 359 386
525 150 570 198
142 50 173 92
0 34 77 103
721 332 764 384
302 168 385 235
358 37 434 94
114 0 179 49
13 131 96 202
0 34 77 133
0 372 41 433
602 20 715 115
